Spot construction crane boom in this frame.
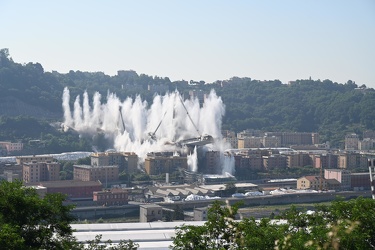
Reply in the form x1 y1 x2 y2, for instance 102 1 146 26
178 94 201 137
147 91 213 147
148 109 168 140
119 106 126 132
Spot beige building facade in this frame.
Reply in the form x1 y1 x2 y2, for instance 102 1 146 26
17 155 54 165
238 137 262 149
73 165 119 183
297 176 327 190
23 161 60 184
91 151 138 173
338 153 368 169
262 155 287 170
144 152 188 175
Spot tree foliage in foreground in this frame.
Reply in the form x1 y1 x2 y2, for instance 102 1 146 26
0 180 78 249
0 181 138 250
172 197 375 250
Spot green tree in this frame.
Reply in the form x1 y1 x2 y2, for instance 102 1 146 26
0 180 79 249
0 181 139 250
86 234 139 250
76 156 91 165
172 198 375 250
172 201 241 249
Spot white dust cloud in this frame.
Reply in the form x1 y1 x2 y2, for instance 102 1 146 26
62 87 234 174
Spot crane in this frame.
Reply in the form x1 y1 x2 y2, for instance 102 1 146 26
148 109 168 140
118 106 126 132
148 91 213 147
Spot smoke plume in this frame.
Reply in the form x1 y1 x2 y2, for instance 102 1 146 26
62 87 234 173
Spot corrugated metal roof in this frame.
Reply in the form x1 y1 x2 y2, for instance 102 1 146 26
72 221 206 250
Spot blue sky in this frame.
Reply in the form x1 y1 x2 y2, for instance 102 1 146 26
1 0 375 87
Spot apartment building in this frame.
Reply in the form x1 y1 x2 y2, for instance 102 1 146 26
265 132 319 146
90 151 138 173
285 152 311 168
204 151 221 174
261 136 281 148
345 133 359 150
358 138 375 150
311 154 338 169
144 152 188 175
73 165 119 183
324 169 351 190
0 141 23 154
222 130 236 138
338 153 368 169
238 137 262 149
234 154 264 173
23 161 60 184
16 155 54 165
262 154 287 170
223 137 238 149
237 129 263 138
351 173 371 190
93 188 128 206
233 154 263 180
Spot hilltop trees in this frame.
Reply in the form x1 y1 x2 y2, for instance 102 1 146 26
210 78 375 146
0 116 92 155
1 48 375 148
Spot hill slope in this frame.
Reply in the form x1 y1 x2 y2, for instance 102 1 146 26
1 48 375 147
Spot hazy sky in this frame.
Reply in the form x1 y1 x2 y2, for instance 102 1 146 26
1 1 375 87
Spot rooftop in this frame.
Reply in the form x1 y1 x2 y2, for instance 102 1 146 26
35 180 102 188
72 221 205 250
74 165 119 169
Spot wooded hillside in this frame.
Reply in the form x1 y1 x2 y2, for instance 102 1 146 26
1 48 374 147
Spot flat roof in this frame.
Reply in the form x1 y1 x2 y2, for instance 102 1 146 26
72 221 206 250
351 172 370 176
16 155 54 158
74 165 119 169
267 179 297 183
38 180 102 188
140 204 162 209
199 183 258 191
